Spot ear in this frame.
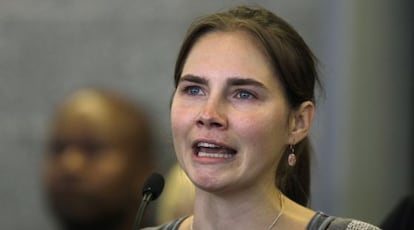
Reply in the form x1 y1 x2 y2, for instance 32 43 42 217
288 101 315 144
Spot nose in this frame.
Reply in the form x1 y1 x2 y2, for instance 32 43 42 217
59 148 87 176
196 98 228 129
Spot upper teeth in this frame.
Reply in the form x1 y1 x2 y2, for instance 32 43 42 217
197 142 220 148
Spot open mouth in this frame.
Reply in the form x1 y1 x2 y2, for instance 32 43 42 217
193 141 237 159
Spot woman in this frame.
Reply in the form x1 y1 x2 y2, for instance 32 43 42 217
147 5 380 230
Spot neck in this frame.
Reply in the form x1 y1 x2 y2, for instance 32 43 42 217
192 185 283 230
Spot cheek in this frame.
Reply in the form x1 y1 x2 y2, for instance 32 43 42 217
92 152 131 188
170 106 182 136
84 155 135 206
171 108 188 160
238 111 288 154
171 101 194 142
171 99 200 169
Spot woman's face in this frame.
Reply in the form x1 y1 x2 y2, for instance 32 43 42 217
171 31 291 193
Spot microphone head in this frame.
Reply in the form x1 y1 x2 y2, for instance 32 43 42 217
142 173 165 200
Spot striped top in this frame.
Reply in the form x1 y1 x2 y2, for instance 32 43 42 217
142 212 381 230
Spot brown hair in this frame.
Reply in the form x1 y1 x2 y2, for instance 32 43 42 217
173 6 320 206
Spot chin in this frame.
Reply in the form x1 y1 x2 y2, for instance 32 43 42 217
188 169 233 193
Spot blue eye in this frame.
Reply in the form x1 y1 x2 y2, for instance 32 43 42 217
186 86 203 96
236 90 255 99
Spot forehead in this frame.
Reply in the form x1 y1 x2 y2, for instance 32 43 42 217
60 95 109 121
182 30 275 83
52 95 122 138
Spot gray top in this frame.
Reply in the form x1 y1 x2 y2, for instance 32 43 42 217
306 212 381 230
142 212 381 230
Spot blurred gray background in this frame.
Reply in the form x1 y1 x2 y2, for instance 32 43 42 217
0 0 413 229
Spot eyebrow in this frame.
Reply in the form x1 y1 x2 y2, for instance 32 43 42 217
179 74 266 89
179 74 208 85
227 77 266 88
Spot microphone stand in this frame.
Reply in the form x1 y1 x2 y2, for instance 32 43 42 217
133 192 153 230
132 173 164 230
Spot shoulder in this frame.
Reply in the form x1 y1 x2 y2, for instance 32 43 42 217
307 212 381 230
141 216 188 230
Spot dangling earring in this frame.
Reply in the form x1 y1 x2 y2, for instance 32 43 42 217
288 144 296 166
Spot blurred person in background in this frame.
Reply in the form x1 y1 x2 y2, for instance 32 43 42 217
42 88 156 230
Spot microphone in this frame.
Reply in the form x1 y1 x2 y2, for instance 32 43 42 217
133 173 165 230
